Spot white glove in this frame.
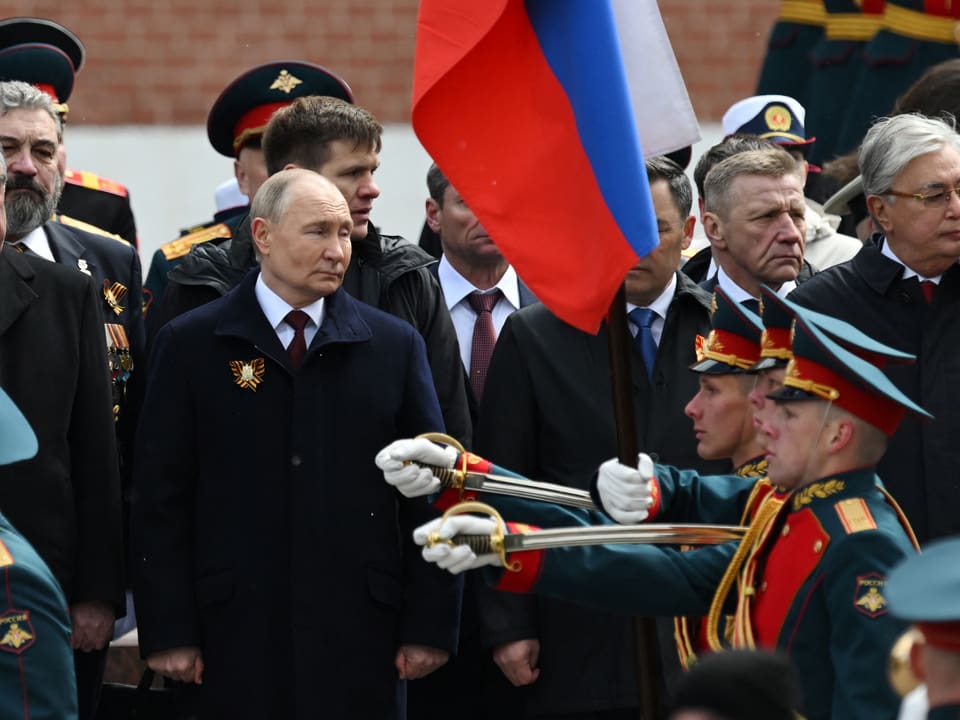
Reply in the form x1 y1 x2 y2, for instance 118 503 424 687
375 438 458 497
413 515 502 574
596 453 655 524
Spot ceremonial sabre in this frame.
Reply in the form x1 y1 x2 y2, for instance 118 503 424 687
413 433 597 509
426 501 746 572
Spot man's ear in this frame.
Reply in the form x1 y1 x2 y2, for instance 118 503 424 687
867 195 892 233
827 416 856 454
681 215 696 251
702 212 726 250
251 217 271 256
425 198 442 233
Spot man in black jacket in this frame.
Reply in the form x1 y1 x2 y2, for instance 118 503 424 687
157 96 471 444
789 112 960 544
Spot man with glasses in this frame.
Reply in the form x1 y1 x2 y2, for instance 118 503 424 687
790 113 960 545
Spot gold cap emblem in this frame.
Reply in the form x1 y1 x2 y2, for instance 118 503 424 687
764 104 792 132
271 69 303 94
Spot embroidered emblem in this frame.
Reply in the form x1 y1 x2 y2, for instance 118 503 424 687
710 294 718 316
854 573 888 618
835 498 878 534
792 479 846 509
103 279 128 316
230 358 266 391
77 258 91 276
694 334 707 362
735 457 769 478
0 610 35 654
764 104 792 132
270 69 303 94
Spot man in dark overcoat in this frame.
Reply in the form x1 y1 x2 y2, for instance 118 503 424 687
132 169 461 719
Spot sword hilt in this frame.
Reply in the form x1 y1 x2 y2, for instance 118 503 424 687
425 501 521 572
409 432 469 495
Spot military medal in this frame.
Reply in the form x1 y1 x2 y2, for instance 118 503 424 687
103 279 128 316
77 258 91 276
230 358 266 391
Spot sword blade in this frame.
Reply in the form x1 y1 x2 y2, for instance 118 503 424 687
430 465 597 509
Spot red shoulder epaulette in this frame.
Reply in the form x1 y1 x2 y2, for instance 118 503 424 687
64 168 129 198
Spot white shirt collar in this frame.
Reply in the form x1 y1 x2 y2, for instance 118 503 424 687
880 237 942 284
254 273 325 335
437 255 521 311
16 226 55 262
717 266 795 300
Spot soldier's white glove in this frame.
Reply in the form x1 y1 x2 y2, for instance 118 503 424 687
596 453 656 524
375 438 458 497
413 515 502 574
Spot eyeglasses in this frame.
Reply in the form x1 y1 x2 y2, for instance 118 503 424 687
885 183 960 209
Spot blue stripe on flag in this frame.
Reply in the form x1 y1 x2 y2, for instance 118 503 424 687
526 0 658 259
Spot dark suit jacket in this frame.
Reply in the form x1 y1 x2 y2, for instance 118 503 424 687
473 272 726 715
132 270 462 720
0 248 124 611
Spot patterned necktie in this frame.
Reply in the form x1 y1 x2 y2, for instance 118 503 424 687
284 310 310 370
467 289 503 399
628 307 658 380
920 280 936 305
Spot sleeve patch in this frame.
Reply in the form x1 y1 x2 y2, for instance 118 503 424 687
0 610 35 654
853 573 888 618
835 498 877 534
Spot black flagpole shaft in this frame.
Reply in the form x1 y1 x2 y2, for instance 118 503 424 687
607 284 664 720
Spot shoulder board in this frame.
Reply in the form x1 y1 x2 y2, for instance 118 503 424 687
835 498 878 534
0 538 13 567
161 223 233 260
64 168 129 197
54 215 130 246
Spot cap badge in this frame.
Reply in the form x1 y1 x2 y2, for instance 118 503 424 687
764 104 792 132
230 358 266 391
103 279 128 316
271 70 303 94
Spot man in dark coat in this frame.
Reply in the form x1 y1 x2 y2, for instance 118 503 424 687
155 94 472 445
468 157 723 719
789 113 960 543
132 170 461 720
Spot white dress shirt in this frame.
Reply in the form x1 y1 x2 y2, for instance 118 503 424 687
626 272 676 347
13 226 55 262
254 273 325 350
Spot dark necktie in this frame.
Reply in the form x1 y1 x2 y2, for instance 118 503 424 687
628 307 658 380
467 289 503 399
284 310 310 370
920 280 936 305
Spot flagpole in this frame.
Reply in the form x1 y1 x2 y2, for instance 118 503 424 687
607 284 665 720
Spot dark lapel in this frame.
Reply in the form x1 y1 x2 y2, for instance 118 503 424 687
518 278 538 308
43 221 99 279
0 248 39 335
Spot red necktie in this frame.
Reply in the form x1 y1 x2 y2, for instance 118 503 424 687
467 290 503 399
920 280 936 305
284 310 310 370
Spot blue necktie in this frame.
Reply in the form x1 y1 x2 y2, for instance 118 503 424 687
628 307 658 380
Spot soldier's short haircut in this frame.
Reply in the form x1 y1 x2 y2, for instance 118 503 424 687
0 80 62 142
262 96 382 176
693 134 778 198
859 114 960 198
646 155 693 219
704 148 801 219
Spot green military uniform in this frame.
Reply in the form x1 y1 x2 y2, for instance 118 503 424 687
755 0 827 109
837 0 960 155
0 387 77 719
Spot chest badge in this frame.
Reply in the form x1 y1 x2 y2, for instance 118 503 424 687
230 358 266 391
854 573 888 618
103 279 128 316
77 258 91 276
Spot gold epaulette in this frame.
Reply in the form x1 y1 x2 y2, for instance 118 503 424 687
834 498 877 534
64 168 129 198
55 214 130 246
161 223 233 261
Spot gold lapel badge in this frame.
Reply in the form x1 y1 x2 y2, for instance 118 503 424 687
230 358 266 391
270 69 303 94
103 279 128 316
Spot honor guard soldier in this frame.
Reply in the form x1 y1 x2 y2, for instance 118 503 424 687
144 60 352 330
0 17 138 246
0 387 78 719
888 538 960 720
408 309 929 720
755 0 826 109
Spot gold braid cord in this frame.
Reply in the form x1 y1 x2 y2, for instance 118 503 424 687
705 495 786 652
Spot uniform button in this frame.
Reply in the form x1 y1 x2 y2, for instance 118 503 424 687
781 524 790 537
291 455 302 467
813 540 823 553
760 581 768 592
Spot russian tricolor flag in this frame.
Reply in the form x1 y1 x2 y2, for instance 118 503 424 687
413 0 699 333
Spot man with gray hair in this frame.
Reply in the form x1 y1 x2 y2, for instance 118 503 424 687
699 147 809 308
790 112 960 544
